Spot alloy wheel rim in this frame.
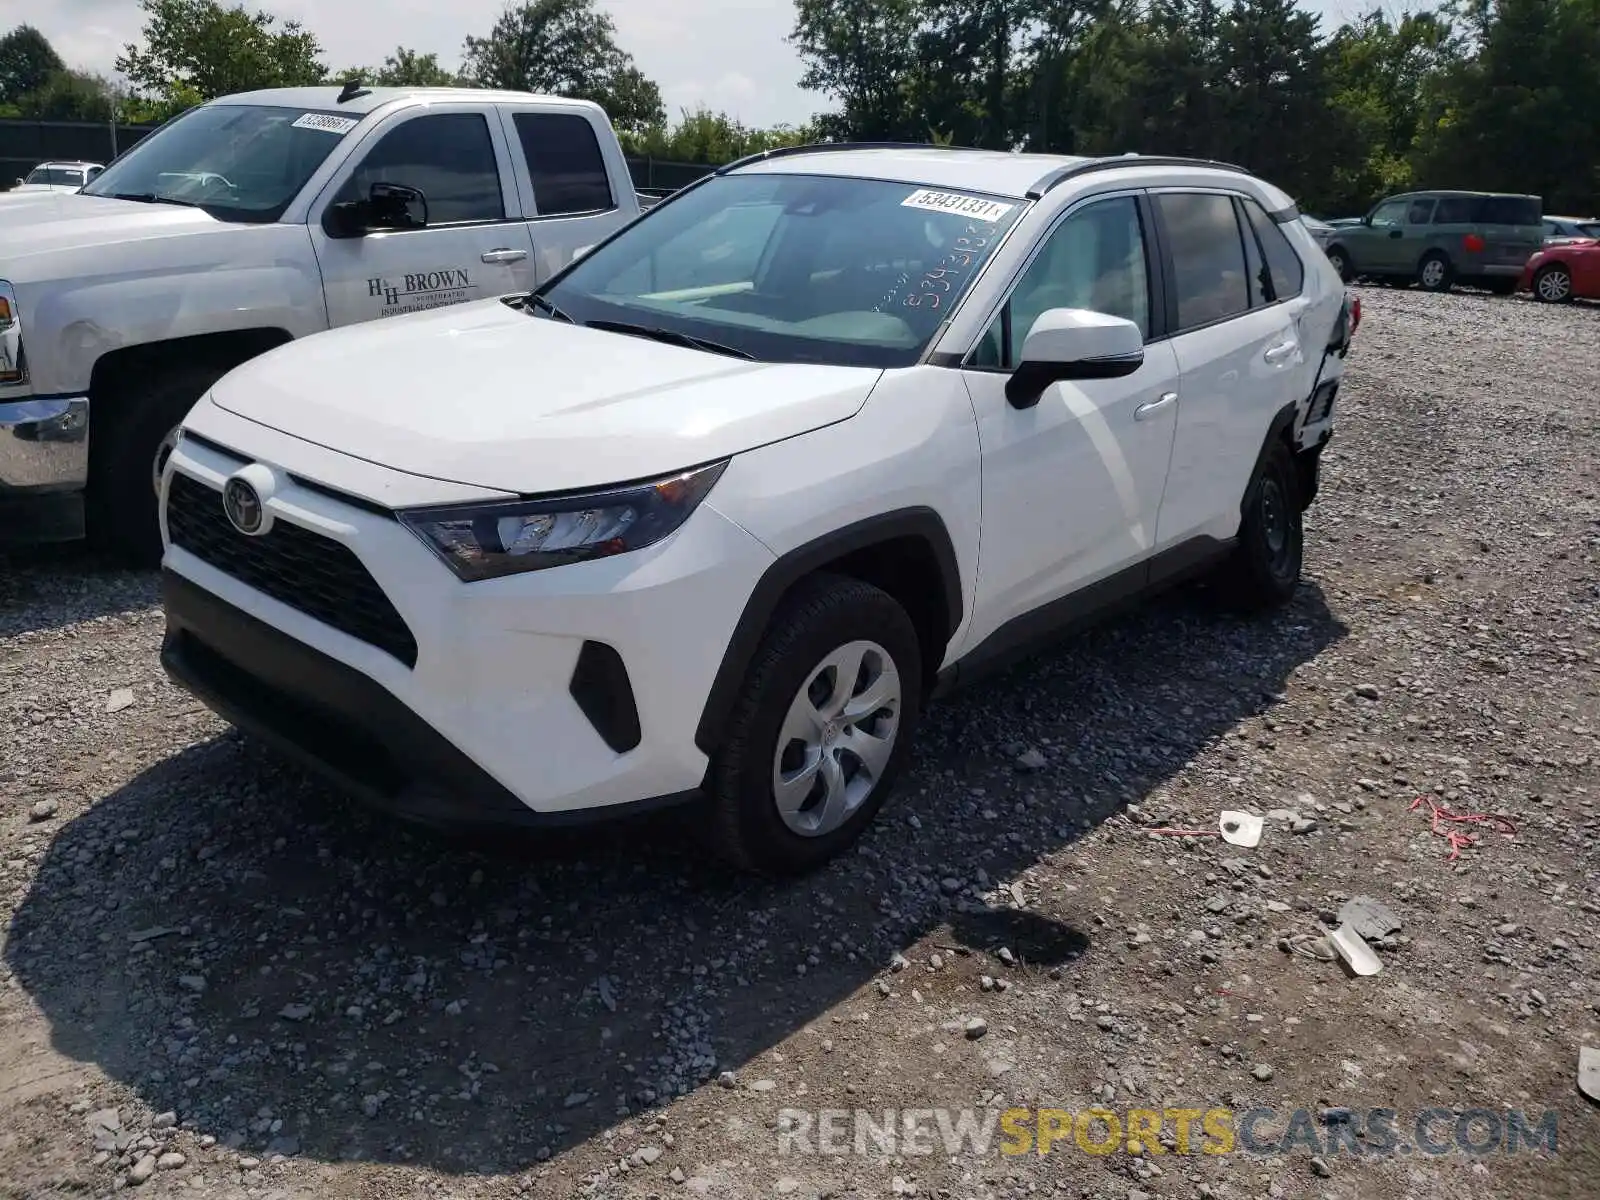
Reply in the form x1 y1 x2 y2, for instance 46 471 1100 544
772 640 901 838
1539 270 1570 301
1422 260 1445 287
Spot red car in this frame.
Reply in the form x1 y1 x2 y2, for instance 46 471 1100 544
1520 237 1600 302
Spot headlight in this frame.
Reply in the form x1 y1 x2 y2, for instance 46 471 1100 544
0 280 28 389
398 460 728 582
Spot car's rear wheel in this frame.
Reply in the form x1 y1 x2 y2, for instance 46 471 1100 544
1217 439 1302 611
1533 264 1573 303
706 574 922 875
1417 252 1454 292
88 363 228 567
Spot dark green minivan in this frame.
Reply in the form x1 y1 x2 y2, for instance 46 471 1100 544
1323 190 1544 293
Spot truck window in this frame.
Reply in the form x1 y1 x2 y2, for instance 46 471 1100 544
80 105 356 223
513 112 614 216
337 113 505 226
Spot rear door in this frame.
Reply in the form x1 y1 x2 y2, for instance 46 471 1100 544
307 104 536 327
496 105 635 284
1153 190 1306 549
1399 196 1437 270
1475 195 1545 273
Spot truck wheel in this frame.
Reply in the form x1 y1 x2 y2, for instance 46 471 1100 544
88 363 227 566
1417 252 1454 292
706 574 922 876
1216 439 1302 611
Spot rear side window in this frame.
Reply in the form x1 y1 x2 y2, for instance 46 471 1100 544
514 112 615 216
1156 192 1250 331
1432 197 1476 224
1407 198 1435 224
1475 196 1541 225
1241 198 1305 302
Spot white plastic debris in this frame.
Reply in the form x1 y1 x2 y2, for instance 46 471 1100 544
1338 896 1402 941
1219 811 1263 847
1580 1047 1600 1103
1330 924 1383 976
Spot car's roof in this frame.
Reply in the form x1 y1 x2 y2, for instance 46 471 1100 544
211 86 604 117
35 161 98 169
1395 189 1540 200
729 147 1282 203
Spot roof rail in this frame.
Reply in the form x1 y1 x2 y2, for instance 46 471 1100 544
717 141 964 175
1025 154 1250 199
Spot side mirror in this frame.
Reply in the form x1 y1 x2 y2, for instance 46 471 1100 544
1005 308 1145 409
324 181 429 238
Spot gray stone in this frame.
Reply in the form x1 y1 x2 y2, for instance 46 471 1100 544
128 1155 158 1185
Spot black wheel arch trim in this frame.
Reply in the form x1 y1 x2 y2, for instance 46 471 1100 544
694 507 964 756
1241 401 1302 517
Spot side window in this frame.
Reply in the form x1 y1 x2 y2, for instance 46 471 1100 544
337 112 504 226
1407 198 1436 224
1157 192 1250 332
1368 199 1408 228
514 112 615 216
1241 198 1305 302
974 195 1150 369
1432 197 1474 224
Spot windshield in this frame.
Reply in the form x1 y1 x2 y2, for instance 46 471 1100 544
1579 222 1600 239
24 166 85 186
540 173 1028 368
81 104 362 223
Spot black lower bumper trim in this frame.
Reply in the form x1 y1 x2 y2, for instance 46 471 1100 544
160 570 698 832
0 488 84 547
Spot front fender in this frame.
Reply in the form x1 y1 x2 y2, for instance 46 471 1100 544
18 225 327 395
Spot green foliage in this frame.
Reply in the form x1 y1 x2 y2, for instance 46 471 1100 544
792 0 1600 215
115 0 327 108
15 69 116 121
621 107 815 162
461 0 665 132
372 47 461 87
0 24 64 105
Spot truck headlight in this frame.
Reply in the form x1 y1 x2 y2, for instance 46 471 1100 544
398 460 728 582
0 281 28 389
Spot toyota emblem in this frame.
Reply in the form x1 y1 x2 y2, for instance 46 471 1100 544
223 477 264 535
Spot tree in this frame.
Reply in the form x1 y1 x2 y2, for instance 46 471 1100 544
116 0 326 107
15 69 115 121
374 47 460 87
790 0 924 140
461 0 664 129
0 25 64 106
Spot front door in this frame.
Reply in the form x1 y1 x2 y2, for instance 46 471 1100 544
1347 197 1411 274
959 193 1182 647
307 106 537 327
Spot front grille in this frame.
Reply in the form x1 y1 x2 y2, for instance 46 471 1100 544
165 471 418 668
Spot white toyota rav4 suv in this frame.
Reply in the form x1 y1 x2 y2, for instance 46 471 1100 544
158 145 1358 875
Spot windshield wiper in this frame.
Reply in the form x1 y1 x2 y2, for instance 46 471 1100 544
582 318 754 361
516 292 574 323
108 192 203 209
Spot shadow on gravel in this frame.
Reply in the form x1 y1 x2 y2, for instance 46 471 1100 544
0 544 158 638
7 580 1346 1175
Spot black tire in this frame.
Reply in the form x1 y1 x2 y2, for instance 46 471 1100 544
1532 264 1573 304
87 363 228 566
1324 246 1351 282
1416 251 1454 292
1217 438 1303 611
706 573 923 876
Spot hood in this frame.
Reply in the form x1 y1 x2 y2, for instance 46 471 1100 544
209 299 883 494
0 193 222 263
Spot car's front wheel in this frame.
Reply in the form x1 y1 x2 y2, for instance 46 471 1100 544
1217 438 1303 611
707 574 922 875
1533 264 1573 303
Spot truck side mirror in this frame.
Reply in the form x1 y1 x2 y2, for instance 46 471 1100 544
324 182 429 238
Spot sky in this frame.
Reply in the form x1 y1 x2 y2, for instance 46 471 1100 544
8 0 1376 130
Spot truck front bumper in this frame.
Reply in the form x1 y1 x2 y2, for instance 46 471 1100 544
0 395 89 547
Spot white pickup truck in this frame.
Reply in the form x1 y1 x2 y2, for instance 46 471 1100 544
0 83 643 560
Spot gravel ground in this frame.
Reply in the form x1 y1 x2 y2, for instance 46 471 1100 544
1 287 1597 1200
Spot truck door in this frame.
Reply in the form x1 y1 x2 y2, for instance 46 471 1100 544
494 104 635 284
307 104 537 327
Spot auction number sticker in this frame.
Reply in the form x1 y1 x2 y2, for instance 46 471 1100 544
901 188 1015 223
293 113 360 135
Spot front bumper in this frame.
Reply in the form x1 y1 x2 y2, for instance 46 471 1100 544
159 423 775 828
0 395 90 546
